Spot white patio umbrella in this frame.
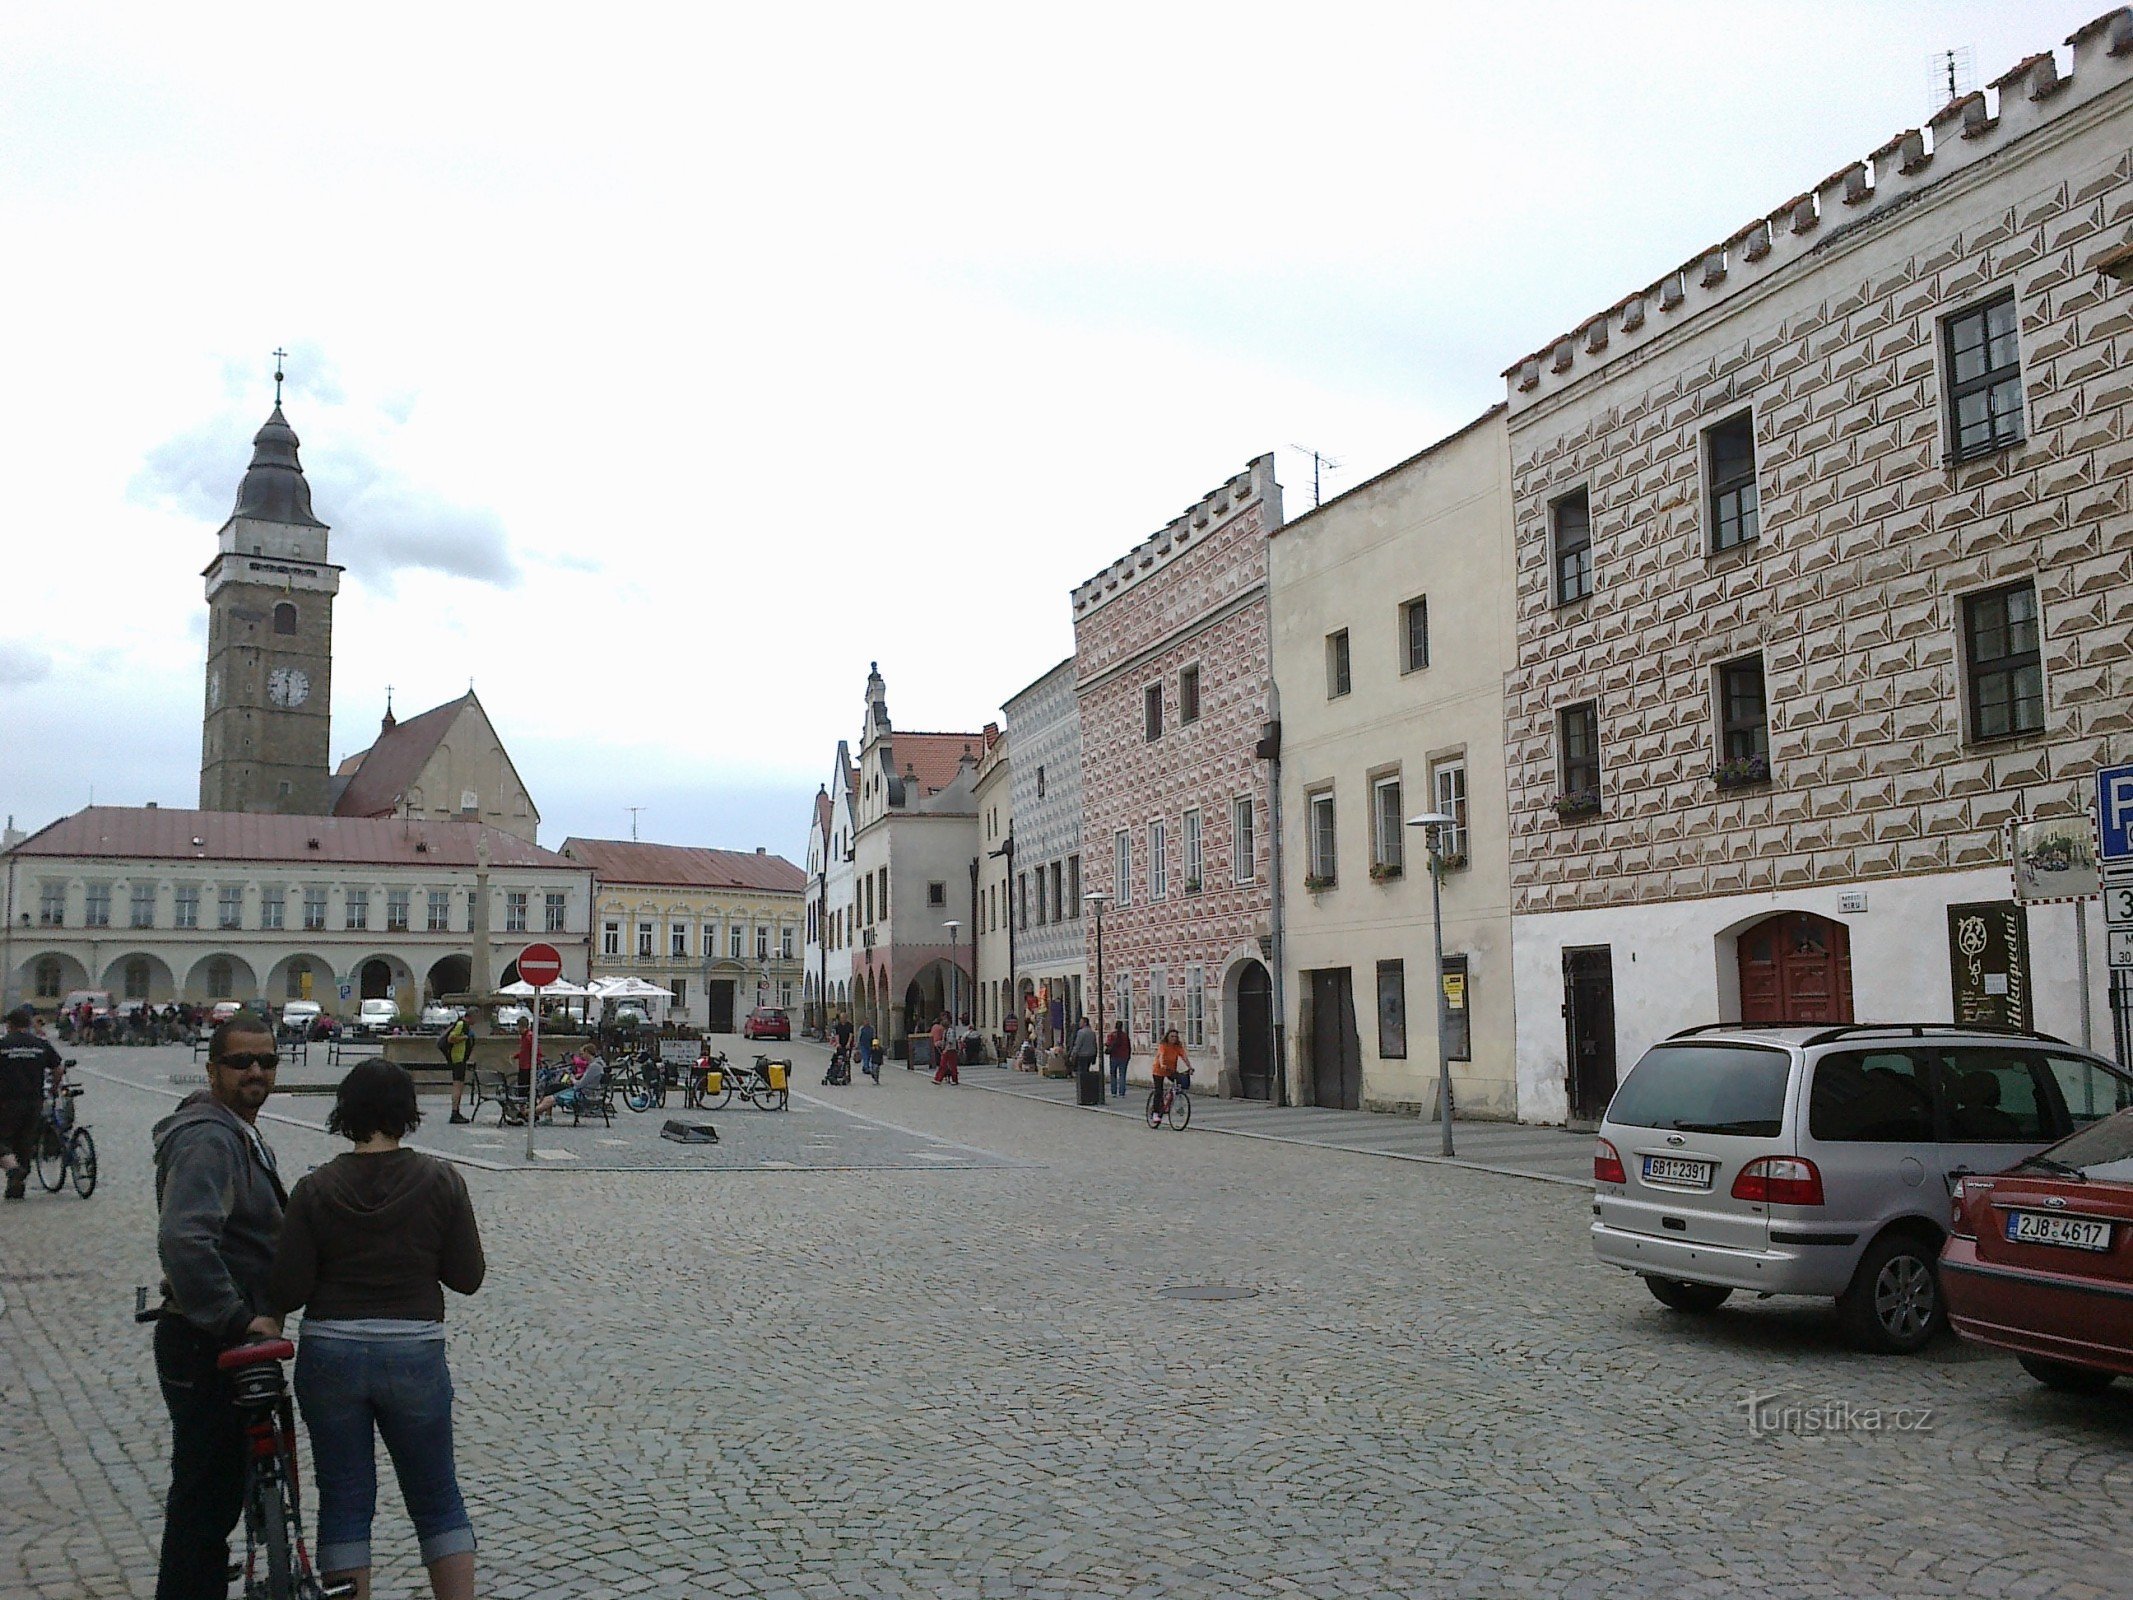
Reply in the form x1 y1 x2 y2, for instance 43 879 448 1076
498 979 594 998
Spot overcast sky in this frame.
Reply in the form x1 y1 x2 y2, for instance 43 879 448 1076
0 1 2087 862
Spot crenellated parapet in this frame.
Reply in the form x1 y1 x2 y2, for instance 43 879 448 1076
1070 453 1280 620
1503 8 2133 413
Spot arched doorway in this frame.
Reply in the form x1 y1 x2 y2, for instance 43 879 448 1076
360 959 394 1000
1233 961 1274 1101
1737 911 1854 1025
426 954 472 1002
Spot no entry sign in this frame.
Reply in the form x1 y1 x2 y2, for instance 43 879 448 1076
517 942 563 987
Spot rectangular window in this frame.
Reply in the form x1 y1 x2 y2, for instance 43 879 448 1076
1185 965 1206 1048
300 888 324 931
1115 974 1133 1039
1377 959 1407 1060
345 889 368 931
505 891 528 933
1718 656 1770 765
702 922 717 957
37 884 63 926
1035 868 1047 925
130 884 156 928
1965 581 2044 741
177 886 204 929
1114 832 1131 908
1144 682 1163 741
731 925 745 959
217 886 242 930
1149 819 1168 900
1944 292 2023 459
1049 861 1064 918
1371 775 1403 874
1401 596 1429 673
1066 854 1081 918
671 923 689 959
637 921 654 959
1552 487 1592 605
1559 703 1601 805
1149 965 1169 1042
260 889 284 931
1233 796 1256 884
779 980 793 1008
927 881 946 908
1307 789 1337 885
669 978 687 1008
878 867 889 918
602 921 621 957
1432 759 1469 864
1326 629 1351 697
1180 664 1201 723
1018 872 1029 930
386 889 411 932
546 892 568 933
756 925 770 961
1182 809 1202 891
84 882 112 927
1706 411 1759 551
466 890 478 924
780 926 794 960
428 890 451 932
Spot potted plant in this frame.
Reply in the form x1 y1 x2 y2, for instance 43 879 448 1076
1369 861 1403 882
1714 753 1771 791
1554 788 1601 819
1303 873 1335 892
1183 877 1202 894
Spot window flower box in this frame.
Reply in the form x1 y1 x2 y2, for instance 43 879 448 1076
1303 873 1336 892
1183 878 1202 894
1369 862 1404 882
1713 754 1771 791
1553 790 1601 820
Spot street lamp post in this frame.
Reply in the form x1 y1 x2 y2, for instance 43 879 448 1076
1084 891 1111 1100
942 919 962 1032
1406 811 1456 1157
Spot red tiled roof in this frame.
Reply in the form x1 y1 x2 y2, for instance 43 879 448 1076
560 838 806 893
893 731 985 796
6 807 580 869
332 694 474 820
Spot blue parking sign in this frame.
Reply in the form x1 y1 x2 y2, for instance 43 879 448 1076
338 983 353 1001
2100 763 2133 861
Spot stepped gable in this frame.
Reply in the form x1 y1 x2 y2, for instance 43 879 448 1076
1503 9 2133 409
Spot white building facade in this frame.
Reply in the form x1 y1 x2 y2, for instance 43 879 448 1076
1003 659 1087 1046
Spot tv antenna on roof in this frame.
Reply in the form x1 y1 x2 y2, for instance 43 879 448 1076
1929 46 1975 112
627 806 644 842
1289 443 1341 509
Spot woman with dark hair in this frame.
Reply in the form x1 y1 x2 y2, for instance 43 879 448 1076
266 1059 485 1600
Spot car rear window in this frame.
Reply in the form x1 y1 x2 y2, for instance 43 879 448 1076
1606 1044 1792 1136
2032 1107 2133 1181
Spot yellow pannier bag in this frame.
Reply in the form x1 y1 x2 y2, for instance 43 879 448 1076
702 1070 723 1095
766 1062 787 1091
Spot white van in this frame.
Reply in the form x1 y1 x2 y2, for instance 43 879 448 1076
356 999 400 1035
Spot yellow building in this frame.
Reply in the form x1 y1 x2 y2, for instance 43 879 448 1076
560 838 806 1033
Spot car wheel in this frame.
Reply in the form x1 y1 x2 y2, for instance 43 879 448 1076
2017 1354 2118 1394
1644 1277 1733 1313
1838 1230 1943 1354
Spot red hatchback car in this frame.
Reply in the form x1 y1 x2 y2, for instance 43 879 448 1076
1943 1105 2133 1393
743 1006 790 1041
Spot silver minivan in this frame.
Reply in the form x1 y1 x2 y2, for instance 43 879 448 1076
1591 1023 2133 1352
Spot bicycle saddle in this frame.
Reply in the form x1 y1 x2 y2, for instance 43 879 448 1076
218 1338 296 1370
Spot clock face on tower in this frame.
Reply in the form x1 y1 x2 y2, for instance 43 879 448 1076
267 666 311 708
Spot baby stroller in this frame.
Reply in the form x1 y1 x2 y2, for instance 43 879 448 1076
822 1045 851 1087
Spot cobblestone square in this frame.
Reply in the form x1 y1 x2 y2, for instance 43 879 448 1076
4 1042 2129 1598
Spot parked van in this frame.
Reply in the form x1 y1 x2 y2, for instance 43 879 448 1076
355 998 400 1035
1591 1023 2133 1353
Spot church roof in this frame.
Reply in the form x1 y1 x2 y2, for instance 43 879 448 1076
5 807 576 869
560 838 807 894
229 407 327 529
331 693 476 821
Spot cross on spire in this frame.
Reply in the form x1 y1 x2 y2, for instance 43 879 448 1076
272 347 288 406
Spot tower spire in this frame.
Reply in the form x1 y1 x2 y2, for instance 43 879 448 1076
273 347 287 406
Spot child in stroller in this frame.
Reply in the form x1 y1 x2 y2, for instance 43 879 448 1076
822 1043 851 1086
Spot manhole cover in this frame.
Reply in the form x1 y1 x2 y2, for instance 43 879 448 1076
1157 1285 1258 1301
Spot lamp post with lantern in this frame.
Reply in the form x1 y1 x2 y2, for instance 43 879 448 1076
1084 889 1111 1097
1406 810 1456 1157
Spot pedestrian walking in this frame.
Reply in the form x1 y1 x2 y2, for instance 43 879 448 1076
1070 1014 1100 1095
151 1018 287 1600
1105 1020 1132 1099
439 1013 475 1124
266 1058 485 1600
0 1006 62 1199
857 1019 880 1083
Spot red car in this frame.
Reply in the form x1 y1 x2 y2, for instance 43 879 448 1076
742 1007 790 1041
1942 1105 2133 1393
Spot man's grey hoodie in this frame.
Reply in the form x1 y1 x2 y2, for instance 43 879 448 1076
152 1090 286 1341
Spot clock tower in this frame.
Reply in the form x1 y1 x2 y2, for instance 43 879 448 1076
199 402 342 814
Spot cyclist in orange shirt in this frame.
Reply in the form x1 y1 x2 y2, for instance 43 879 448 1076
1150 1029 1190 1121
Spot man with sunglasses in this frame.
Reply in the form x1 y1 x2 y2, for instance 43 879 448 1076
150 1017 288 1600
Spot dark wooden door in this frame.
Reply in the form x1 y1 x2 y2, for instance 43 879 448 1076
708 980 737 1033
1309 968 1361 1110
1564 947 1617 1125
1738 913 1854 1025
1236 962 1274 1101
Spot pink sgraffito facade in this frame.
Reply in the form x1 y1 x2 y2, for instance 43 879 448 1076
1073 455 1284 1097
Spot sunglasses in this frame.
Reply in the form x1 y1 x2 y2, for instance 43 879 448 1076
214 1052 281 1073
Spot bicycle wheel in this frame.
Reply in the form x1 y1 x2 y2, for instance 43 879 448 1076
34 1123 67 1191
1167 1091 1192 1131
710 1081 736 1111
623 1063 652 1112
252 1472 296 1599
68 1129 97 1198
760 1082 789 1112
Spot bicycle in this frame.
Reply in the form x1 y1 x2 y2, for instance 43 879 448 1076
33 1062 97 1198
700 1053 789 1112
1146 1068 1193 1131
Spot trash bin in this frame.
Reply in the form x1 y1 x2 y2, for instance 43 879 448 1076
1077 1060 1104 1107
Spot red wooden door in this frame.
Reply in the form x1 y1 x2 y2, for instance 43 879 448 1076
1737 913 1854 1025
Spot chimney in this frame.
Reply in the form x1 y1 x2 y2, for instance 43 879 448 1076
756 846 766 855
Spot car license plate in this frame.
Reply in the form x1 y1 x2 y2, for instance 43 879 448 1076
2006 1211 2113 1252
1641 1155 1714 1190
